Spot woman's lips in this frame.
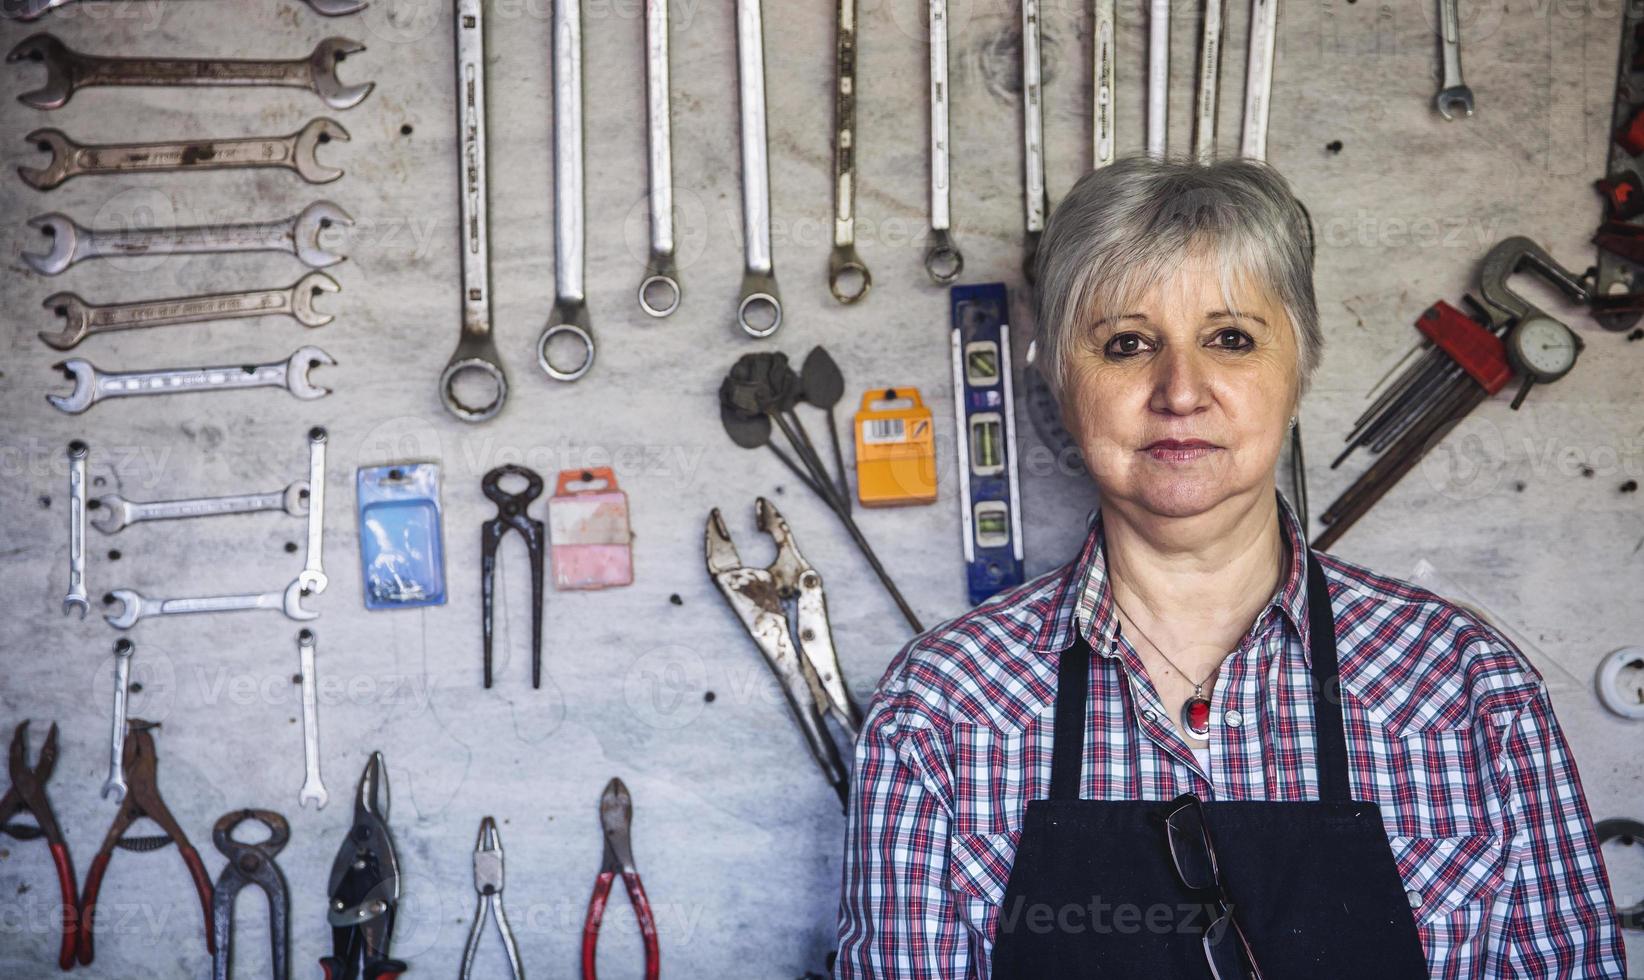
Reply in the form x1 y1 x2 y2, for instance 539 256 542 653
1141 439 1220 462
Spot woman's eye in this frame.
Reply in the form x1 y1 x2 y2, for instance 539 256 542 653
1105 333 1149 357
1211 328 1252 350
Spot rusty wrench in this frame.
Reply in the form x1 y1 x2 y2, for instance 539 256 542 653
19 118 348 190
102 639 133 801
64 440 88 617
1021 0 1047 281
538 0 596 382
38 272 338 350
5 0 367 20
827 0 870 304
24 201 351 276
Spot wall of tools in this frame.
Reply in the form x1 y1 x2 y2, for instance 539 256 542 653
0 0 1640 976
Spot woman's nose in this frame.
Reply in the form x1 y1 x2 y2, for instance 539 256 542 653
1149 347 1211 415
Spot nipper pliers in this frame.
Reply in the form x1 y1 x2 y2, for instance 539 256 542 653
481 464 546 689
211 808 291 980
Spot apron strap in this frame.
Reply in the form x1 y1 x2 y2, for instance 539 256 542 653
1049 633 1091 801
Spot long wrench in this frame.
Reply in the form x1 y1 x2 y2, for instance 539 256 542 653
440 0 508 423
23 201 352 276
8 34 373 111
1240 0 1279 160
1093 0 1115 169
48 346 335 414
5 0 367 20
38 272 338 350
538 0 596 381
1435 0 1474 119
105 579 317 630
638 0 681 318
102 639 134 801
924 0 963 284
297 630 328 809
65 440 88 617
298 428 328 596
1021 0 1047 282
1147 0 1168 159
20 118 348 190
95 482 309 534
1194 0 1225 162
827 0 870 304
735 0 781 337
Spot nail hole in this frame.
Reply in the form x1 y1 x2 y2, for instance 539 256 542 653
668 593 682 606
292 674 302 685
388 468 403 480
319 217 333 229
703 690 716 703
27 50 42 61
299 628 314 642
400 123 413 136
107 549 121 561
285 541 299 553
102 593 115 605
38 495 50 508
317 132 331 143
241 365 257 375
129 682 142 694
87 498 101 510
334 51 347 62
36 141 50 153
114 638 132 653
53 305 66 317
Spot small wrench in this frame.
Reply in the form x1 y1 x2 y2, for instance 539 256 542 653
537 0 596 382
1021 0 1047 282
1147 0 1168 159
638 0 681 318
440 0 508 423
1435 0 1474 119
1193 0 1225 163
297 629 328 810
24 201 352 276
1093 0 1115 169
20 118 348 191
298 428 328 596
102 639 134 801
39 272 338 350
105 579 317 630
1240 0 1279 159
94 481 309 535
5 0 367 21
827 0 870 304
735 0 781 337
8 34 373 111
925 0 963 285
65 440 88 617
48 346 335 415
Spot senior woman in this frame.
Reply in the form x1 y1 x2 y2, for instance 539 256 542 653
834 155 1625 979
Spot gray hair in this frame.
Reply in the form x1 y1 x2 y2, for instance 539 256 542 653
1031 154 1320 404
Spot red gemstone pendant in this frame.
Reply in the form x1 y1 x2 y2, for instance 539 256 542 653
1182 696 1211 740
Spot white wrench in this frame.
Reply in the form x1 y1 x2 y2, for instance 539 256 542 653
104 578 317 630
538 0 596 382
735 0 781 337
638 0 681 318
925 0 963 284
1240 0 1279 160
64 440 88 617
23 201 352 276
1021 0 1047 282
297 629 328 809
298 427 328 595
94 481 309 534
47 346 334 414
1147 0 1168 159
1194 0 1225 163
1434 0 1474 119
1093 0 1115 169
102 639 134 801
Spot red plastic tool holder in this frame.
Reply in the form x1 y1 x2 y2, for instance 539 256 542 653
1619 104 1644 156
1415 301 1512 394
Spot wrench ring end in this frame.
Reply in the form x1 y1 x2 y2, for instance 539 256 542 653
924 229 965 285
828 247 872 305
537 305 595 382
439 355 508 423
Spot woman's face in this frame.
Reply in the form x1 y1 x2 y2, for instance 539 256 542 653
1061 248 1300 521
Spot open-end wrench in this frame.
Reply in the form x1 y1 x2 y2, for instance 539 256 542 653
1193 0 1224 163
1240 0 1279 160
297 629 328 810
1021 0 1047 283
94 482 309 535
538 0 596 382
925 0 963 285
440 0 509 423
1093 0 1115 168
1147 0 1168 159
48 346 335 415
8 34 373 111
639 0 681 318
65 440 88 617
5 0 367 21
736 0 782 337
19 118 348 191
102 639 134 800
298 428 328 596
38 272 338 350
24 201 352 276
1435 0 1473 119
105 579 318 630
827 0 870 305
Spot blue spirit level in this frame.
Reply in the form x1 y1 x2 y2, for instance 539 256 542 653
950 283 1025 605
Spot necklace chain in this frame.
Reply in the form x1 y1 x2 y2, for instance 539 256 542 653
1110 594 1219 693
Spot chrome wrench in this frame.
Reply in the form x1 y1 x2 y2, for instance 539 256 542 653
1240 0 1279 160
297 629 328 809
1147 0 1168 159
5 0 368 21
298 427 328 595
1194 0 1224 163
827 0 870 304
48 346 335 414
19 118 348 190
102 639 134 801
105 579 318 630
925 0 963 284
1021 0 1047 282
23 201 352 276
441 0 509 423
95 481 309 534
38 272 338 350
1435 0 1474 119
64 440 88 617
638 0 681 318
1093 0 1115 169
538 0 596 381
736 0 781 337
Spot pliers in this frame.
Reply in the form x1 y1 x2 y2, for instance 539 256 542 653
79 719 215 966
481 464 546 689
0 721 79 970
459 817 524 980
706 498 864 808
320 752 407 980
211 809 291 980
582 777 659 980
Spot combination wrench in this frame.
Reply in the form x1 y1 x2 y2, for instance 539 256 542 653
94 482 309 535
440 0 508 423
538 0 596 381
24 201 352 276
298 428 328 596
103 640 134 801
105 578 318 630
38 272 338 350
65 440 88 617
925 0 962 284
827 0 870 304
5 0 367 20
1435 0 1474 119
297 629 328 809
48 346 335 414
1093 0 1115 168
8 34 373 111
639 0 680 318
19 118 348 191
1021 0 1047 283
1240 0 1279 160
1194 0 1225 163
735 0 781 337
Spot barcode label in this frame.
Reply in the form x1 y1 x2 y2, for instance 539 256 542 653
863 418 907 444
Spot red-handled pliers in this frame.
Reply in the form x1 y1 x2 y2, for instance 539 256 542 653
581 777 659 980
0 721 79 970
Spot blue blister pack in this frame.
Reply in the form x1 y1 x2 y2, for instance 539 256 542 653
356 463 447 609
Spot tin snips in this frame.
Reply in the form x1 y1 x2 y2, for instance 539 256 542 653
320 752 407 980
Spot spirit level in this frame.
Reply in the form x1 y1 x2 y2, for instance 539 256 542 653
950 282 1025 605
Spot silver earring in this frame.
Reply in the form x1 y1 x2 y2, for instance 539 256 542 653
1288 415 1297 429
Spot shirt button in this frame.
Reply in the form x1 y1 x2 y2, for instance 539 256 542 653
1143 709 1158 723
1406 890 1422 909
1224 709 1244 728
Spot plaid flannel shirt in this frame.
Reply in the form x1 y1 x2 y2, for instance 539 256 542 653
835 494 1626 978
